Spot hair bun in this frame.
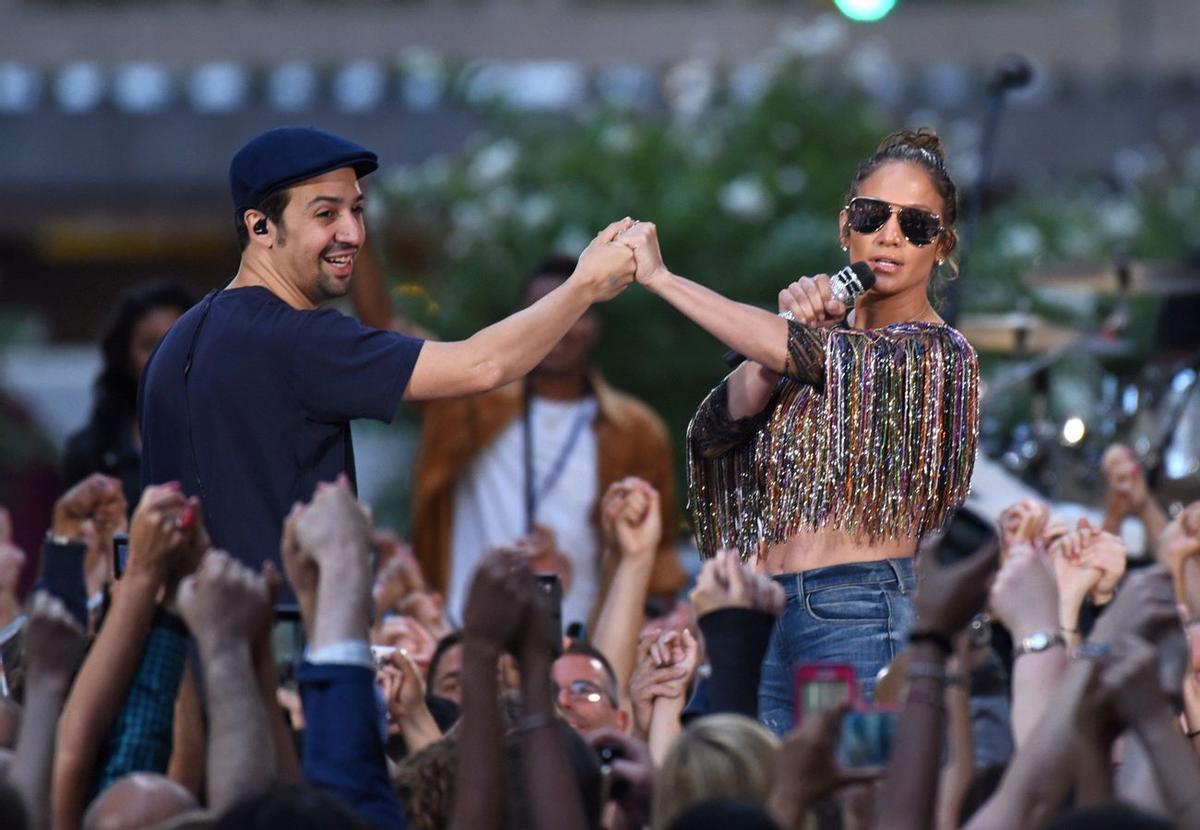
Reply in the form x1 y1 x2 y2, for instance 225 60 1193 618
877 127 945 164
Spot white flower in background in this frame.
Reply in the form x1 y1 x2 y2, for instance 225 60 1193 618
468 139 520 189
730 62 771 105
683 131 720 162
601 123 637 154
554 226 592 257
519 194 557 229
421 155 452 189
399 48 445 112
779 14 847 58
846 41 904 108
719 175 772 220
664 57 716 121
485 186 518 219
383 165 418 196
1060 225 1096 259
998 223 1043 259
776 166 808 196
1097 200 1141 240
1112 148 1149 186
450 200 488 238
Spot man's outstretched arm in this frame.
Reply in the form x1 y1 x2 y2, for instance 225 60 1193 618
404 219 634 401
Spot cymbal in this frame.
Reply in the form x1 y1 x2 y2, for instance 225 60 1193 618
1027 260 1200 296
958 312 1131 355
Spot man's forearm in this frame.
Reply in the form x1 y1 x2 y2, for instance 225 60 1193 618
310 551 372 651
53 573 160 830
450 644 505 830
649 271 788 374
1131 708 1200 823
876 642 948 830
11 675 71 830
203 644 276 812
519 648 588 830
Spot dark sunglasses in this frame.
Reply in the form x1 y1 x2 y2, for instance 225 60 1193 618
844 197 943 247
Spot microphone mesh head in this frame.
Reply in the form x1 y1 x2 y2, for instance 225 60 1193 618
850 261 876 293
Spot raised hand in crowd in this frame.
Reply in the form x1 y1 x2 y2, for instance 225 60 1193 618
688 550 784 721
283 476 408 830
8 593 87 830
50 473 126 543
1050 519 1126 635
690 548 785 618
1101 444 1169 548
1160 500 1200 601
628 627 689 740
988 543 1066 745
0 509 26 629
176 550 276 813
377 649 440 755
645 627 699 764
586 727 655 830
452 548 588 830
998 498 1049 557
280 501 319 635
593 478 662 693
768 705 879 830
374 615 437 677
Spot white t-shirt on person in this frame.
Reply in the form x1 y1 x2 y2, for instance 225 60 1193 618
446 396 599 627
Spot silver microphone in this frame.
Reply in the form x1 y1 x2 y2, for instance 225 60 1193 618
829 261 876 305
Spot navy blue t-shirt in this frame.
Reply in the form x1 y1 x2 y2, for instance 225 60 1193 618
139 286 423 575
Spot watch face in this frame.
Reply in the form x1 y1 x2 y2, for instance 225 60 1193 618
1028 632 1049 650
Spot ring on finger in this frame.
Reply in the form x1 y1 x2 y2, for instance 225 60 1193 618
778 309 796 322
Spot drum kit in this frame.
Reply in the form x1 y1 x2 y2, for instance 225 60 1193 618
960 260 1200 515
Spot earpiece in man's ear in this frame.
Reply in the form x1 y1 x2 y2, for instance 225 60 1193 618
253 219 268 235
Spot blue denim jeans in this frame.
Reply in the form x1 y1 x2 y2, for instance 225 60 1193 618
758 558 916 737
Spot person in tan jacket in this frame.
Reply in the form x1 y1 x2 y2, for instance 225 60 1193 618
408 257 685 626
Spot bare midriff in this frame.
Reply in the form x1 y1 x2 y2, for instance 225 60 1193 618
760 527 918 575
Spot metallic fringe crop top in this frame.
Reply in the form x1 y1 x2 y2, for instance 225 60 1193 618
687 320 980 558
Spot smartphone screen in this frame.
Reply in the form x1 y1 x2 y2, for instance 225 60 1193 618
271 604 305 684
838 708 899 767
112 532 129 580
36 543 87 627
534 573 563 654
794 663 857 720
934 507 998 566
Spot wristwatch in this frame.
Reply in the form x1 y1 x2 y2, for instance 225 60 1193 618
1013 630 1066 657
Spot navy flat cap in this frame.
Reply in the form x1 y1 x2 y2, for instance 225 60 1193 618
229 126 378 222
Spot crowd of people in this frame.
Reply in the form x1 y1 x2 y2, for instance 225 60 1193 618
0 121 1198 830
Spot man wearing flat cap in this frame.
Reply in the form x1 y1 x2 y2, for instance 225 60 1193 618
139 126 637 583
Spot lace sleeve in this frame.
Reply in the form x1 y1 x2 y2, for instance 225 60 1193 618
688 379 775 460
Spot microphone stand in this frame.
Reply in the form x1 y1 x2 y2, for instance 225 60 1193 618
944 58 1032 326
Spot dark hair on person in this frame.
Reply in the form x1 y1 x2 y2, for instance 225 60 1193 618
563 640 621 706
1042 803 1173 830
844 127 961 276
91 279 194 443
516 254 580 306
235 189 291 252
426 630 463 687
216 782 371 829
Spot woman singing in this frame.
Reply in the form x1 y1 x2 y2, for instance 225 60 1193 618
619 129 979 734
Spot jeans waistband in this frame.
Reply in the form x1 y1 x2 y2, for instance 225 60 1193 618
772 557 914 596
